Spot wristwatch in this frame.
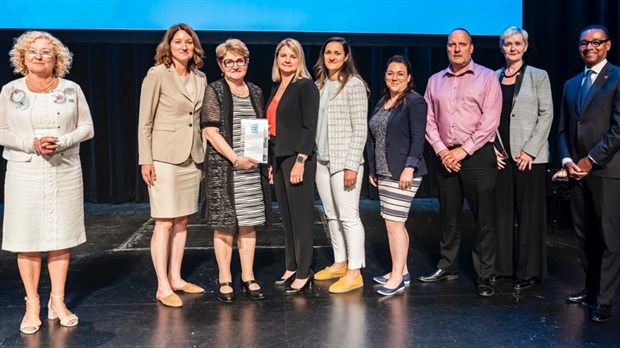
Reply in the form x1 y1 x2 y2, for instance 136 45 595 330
296 155 306 164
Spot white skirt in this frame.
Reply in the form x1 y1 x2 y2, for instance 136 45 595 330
2 154 86 252
148 159 201 218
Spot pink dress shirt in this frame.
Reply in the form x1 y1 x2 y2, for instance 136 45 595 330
425 60 502 155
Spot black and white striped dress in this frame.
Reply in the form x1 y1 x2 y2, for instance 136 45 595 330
232 95 266 226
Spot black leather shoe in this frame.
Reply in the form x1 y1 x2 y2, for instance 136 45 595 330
417 269 459 283
476 278 495 297
513 279 532 290
217 281 235 303
490 274 509 285
565 289 592 303
240 278 265 300
273 271 296 286
285 274 314 294
591 303 612 323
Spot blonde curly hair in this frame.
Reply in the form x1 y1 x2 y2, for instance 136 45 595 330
9 31 73 77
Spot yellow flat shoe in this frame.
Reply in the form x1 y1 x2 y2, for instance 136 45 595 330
329 274 363 293
156 293 183 308
314 266 348 280
173 282 205 294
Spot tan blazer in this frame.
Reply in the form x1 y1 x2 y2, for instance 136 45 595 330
138 64 206 165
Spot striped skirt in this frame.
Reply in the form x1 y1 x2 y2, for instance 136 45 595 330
377 176 423 222
233 169 266 226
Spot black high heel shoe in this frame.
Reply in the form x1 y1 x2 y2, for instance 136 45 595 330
217 281 235 303
273 271 296 286
284 274 314 294
240 278 266 300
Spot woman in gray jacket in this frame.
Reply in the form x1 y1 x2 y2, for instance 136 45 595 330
494 26 553 290
312 37 369 293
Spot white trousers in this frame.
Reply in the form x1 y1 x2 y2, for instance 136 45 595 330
315 161 366 268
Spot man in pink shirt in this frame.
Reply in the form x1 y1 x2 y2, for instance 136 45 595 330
419 28 502 297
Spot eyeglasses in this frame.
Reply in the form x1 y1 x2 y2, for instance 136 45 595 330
578 39 610 48
222 58 248 68
385 71 408 80
26 49 54 59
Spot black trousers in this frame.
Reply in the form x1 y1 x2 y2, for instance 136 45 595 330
494 161 548 280
570 176 620 305
436 143 498 279
273 154 317 279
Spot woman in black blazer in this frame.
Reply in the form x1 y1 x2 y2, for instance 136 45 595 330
266 38 319 293
367 55 428 296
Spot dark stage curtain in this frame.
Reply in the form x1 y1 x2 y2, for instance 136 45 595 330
0 0 617 203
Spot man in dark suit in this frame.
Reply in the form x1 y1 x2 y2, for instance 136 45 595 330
558 24 620 323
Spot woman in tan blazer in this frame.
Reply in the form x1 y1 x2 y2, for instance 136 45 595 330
138 23 207 307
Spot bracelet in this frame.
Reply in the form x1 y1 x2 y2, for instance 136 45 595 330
233 157 240 169
32 138 39 154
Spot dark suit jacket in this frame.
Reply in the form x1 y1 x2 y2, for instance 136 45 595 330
367 92 428 180
558 62 620 178
267 78 319 158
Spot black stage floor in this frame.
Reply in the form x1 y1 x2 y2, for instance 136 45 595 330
0 199 618 347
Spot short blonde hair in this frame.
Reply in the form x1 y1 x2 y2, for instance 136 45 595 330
215 38 250 61
500 26 529 46
271 38 311 82
9 31 73 77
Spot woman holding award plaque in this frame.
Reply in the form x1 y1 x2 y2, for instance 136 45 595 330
201 38 272 303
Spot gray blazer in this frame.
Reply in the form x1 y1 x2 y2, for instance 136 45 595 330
318 75 368 173
495 65 553 163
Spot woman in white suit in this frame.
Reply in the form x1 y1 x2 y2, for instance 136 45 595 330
1 31 93 333
138 23 207 307
494 26 553 290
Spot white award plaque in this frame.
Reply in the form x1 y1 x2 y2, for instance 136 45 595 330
241 119 269 163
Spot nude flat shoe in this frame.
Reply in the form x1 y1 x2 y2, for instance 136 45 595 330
156 293 183 308
172 282 205 294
